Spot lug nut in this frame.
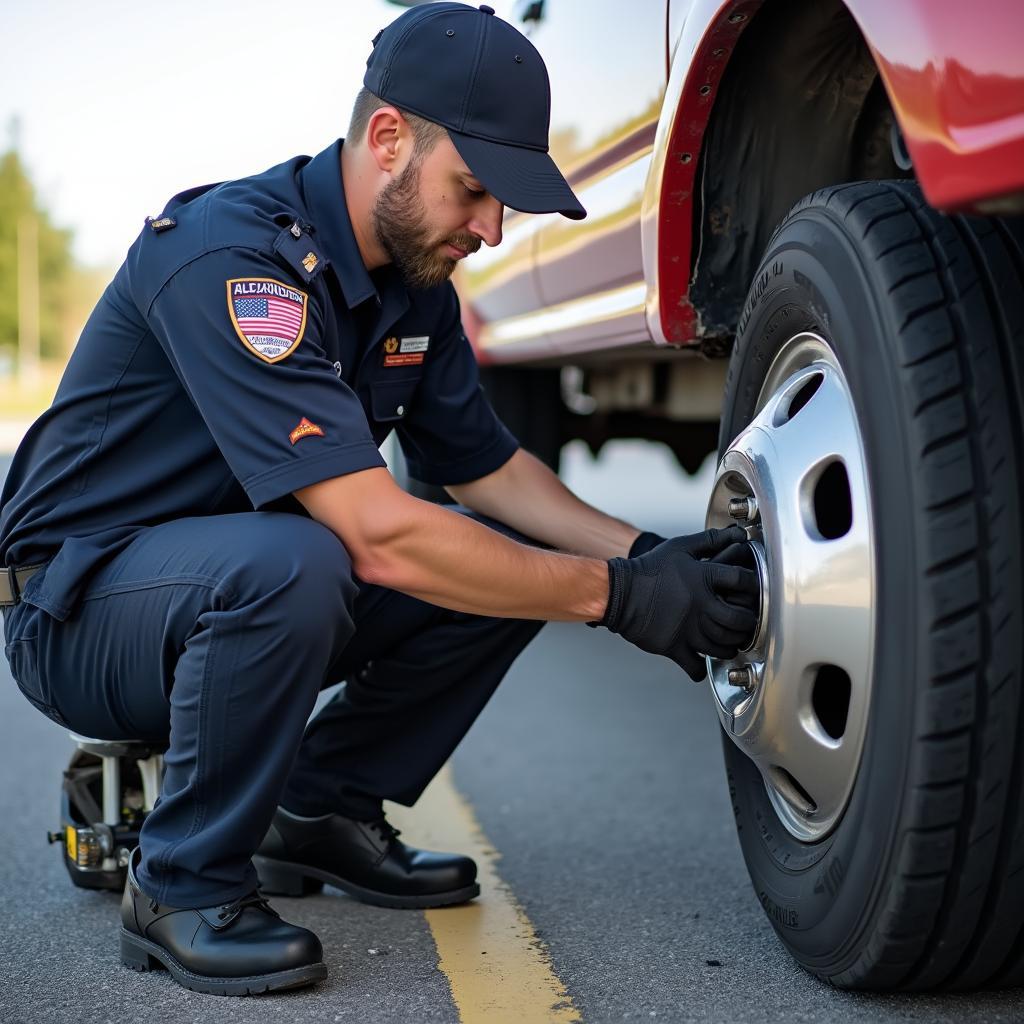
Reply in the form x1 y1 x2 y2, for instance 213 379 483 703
728 496 758 522
728 666 754 691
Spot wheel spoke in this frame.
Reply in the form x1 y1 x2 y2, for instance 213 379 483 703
777 533 873 681
768 368 861 499
760 694 859 828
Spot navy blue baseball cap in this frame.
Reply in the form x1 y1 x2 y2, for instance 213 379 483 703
365 2 586 220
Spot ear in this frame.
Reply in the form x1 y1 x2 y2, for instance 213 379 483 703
365 106 411 174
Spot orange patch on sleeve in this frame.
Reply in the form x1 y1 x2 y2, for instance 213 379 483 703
289 417 325 445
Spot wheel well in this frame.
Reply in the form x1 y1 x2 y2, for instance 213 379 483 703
688 0 911 340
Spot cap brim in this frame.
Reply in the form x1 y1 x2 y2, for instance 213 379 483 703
448 129 586 221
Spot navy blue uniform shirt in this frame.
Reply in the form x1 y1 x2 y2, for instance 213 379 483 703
0 139 518 620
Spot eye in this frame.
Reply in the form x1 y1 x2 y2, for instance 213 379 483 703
463 183 485 198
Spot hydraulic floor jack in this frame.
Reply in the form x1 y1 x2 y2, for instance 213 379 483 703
47 735 165 891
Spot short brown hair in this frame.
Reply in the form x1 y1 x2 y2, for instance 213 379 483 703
347 87 448 157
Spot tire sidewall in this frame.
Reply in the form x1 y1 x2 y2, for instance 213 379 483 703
720 206 919 970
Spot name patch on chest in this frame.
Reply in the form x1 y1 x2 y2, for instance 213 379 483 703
227 278 307 363
383 335 429 367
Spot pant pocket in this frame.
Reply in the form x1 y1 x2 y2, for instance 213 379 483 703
3 638 71 729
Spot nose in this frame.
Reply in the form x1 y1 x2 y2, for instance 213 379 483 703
468 196 504 248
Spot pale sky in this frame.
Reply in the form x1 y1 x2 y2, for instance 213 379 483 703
1 0 404 268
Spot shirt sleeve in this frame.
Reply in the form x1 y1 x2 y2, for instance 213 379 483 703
395 286 519 486
148 248 386 508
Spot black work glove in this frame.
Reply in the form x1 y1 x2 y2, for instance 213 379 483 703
712 542 760 615
629 531 668 558
593 525 760 682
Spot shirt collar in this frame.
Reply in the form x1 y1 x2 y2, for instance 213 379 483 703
300 138 381 309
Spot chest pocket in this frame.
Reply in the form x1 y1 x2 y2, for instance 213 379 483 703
370 377 420 424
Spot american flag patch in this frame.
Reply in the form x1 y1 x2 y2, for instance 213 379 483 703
226 278 307 363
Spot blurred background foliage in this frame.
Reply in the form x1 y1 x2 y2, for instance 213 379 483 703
0 143 72 361
0 127 108 416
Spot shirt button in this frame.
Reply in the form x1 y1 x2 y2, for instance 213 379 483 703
396 405 405 416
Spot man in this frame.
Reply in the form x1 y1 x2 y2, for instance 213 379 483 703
0 2 757 996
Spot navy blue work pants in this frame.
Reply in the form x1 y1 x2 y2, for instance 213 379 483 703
1 508 544 908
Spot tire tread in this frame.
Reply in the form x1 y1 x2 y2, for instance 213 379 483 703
826 185 1024 990
724 180 1024 992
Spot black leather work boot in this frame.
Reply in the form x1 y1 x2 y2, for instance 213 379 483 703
253 807 480 909
119 847 327 995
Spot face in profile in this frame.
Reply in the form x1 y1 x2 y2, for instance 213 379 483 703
371 134 501 290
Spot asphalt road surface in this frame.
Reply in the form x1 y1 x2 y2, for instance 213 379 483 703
2 441 1024 1023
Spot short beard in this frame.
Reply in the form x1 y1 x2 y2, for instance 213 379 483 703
371 156 476 290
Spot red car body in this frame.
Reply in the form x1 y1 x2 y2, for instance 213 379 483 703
456 0 1024 365
854 0 1024 212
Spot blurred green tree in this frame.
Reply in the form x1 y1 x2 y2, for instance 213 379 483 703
0 130 75 364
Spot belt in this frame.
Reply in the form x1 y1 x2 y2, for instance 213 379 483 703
0 563 46 607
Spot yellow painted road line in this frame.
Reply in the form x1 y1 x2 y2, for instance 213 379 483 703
387 764 581 1024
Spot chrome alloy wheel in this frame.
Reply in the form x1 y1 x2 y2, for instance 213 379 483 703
706 332 876 842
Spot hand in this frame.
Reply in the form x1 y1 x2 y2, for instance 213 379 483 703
628 530 667 558
596 525 760 682
712 541 760 615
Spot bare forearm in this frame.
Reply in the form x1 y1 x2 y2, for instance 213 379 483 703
447 448 641 559
365 497 608 620
295 470 608 622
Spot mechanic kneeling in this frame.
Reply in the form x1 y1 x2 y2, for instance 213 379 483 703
0 3 758 997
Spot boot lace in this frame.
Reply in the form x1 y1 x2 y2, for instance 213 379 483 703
217 889 280 921
365 817 401 843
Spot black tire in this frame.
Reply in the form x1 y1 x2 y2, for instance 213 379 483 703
718 181 1024 990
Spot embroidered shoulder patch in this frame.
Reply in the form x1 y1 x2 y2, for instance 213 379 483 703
289 417 324 445
227 278 307 363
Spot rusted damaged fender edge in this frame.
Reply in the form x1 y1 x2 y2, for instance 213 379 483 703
642 0 763 348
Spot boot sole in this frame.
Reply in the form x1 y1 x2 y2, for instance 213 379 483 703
119 928 327 995
252 854 480 909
